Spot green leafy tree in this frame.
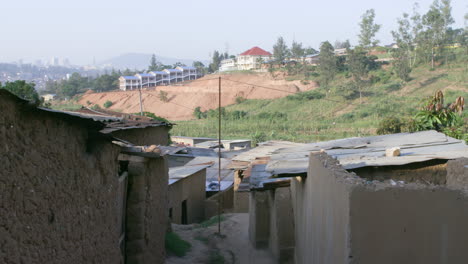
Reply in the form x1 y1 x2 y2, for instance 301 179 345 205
318 41 336 88
391 48 412 82
347 47 370 103
173 62 186 68
291 40 305 59
334 40 351 49
148 54 162 71
304 47 318 56
2 80 40 103
192 61 207 75
421 0 454 68
358 9 381 49
273 36 290 63
209 50 221 73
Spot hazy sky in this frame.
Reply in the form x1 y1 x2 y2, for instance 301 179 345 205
1 0 466 65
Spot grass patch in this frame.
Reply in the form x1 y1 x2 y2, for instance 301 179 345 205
208 249 225 264
165 232 191 257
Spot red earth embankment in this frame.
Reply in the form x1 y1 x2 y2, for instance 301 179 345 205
78 73 317 120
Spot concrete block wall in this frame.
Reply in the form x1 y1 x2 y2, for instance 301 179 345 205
290 153 468 264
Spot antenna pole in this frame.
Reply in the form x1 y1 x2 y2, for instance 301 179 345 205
218 76 222 234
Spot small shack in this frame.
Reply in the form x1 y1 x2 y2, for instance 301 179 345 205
0 89 170 264
244 131 468 264
168 165 207 224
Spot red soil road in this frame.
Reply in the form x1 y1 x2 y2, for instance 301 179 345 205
78 73 318 121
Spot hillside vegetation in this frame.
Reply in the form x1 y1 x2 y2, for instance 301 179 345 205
171 61 467 143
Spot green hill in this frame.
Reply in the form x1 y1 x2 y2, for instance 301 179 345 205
172 61 467 143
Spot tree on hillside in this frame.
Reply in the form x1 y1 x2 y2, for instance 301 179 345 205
318 41 336 88
358 9 381 49
347 47 370 104
291 40 305 59
273 36 290 63
148 54 162 71
334 40 351 49
304 47 318 56
173 62 186 68
391 48 412 82
421 0 454 68
209 50 221 73
193 61 207 75
2 80 40 103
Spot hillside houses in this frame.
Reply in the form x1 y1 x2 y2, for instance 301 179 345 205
220 46 273 71
119 66 201 91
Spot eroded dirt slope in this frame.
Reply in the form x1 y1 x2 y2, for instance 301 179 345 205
78 73 317 120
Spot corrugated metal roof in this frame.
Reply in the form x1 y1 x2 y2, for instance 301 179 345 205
136 73 153 77
168 165 208 185
150 71 168 75
266 131 468 175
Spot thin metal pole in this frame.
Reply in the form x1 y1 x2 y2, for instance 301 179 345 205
138 87 143 116
218 76 221 234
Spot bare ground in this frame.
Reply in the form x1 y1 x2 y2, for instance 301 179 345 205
165 213 276 264
78 73 317 121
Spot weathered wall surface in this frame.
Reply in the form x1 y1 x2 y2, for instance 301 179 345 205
205 186 234 219
350 186 468 264
249 191 270 248
125 156 168 264
168 169 206 224
233 170 249 213
446 158 468 189
268 187 295 263
351 159 447 185
0 94 123 263
111 126 170 146
290 153 354 264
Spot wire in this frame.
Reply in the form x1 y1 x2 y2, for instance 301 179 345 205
222 77 363 106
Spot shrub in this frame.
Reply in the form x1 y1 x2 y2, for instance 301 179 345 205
377 117 403 135
235 96 246 104
103 100 113 108
286 90 325 101
251 131 267 146
165 232 191 257
159 90 169 102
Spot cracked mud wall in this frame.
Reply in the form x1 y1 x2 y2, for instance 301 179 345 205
0 94 123 264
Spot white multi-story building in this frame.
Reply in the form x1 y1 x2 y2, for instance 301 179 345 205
219 59 237 72
219 46 272 71
119 66 201 91
119 76 140 91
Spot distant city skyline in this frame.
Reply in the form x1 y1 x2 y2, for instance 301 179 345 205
2 0 466 65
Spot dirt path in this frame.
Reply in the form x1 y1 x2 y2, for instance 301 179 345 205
78 73 317 121
166 213 276 264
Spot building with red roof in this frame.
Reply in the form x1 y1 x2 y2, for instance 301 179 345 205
220 46 272 72
237 46 272 70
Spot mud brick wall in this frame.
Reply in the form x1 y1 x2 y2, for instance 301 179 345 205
125 156 168 264
446 158 468 189
0 93 123 264
291 153 468 264
111 126 170 146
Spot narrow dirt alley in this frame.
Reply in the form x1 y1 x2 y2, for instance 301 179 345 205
165 213 276 264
